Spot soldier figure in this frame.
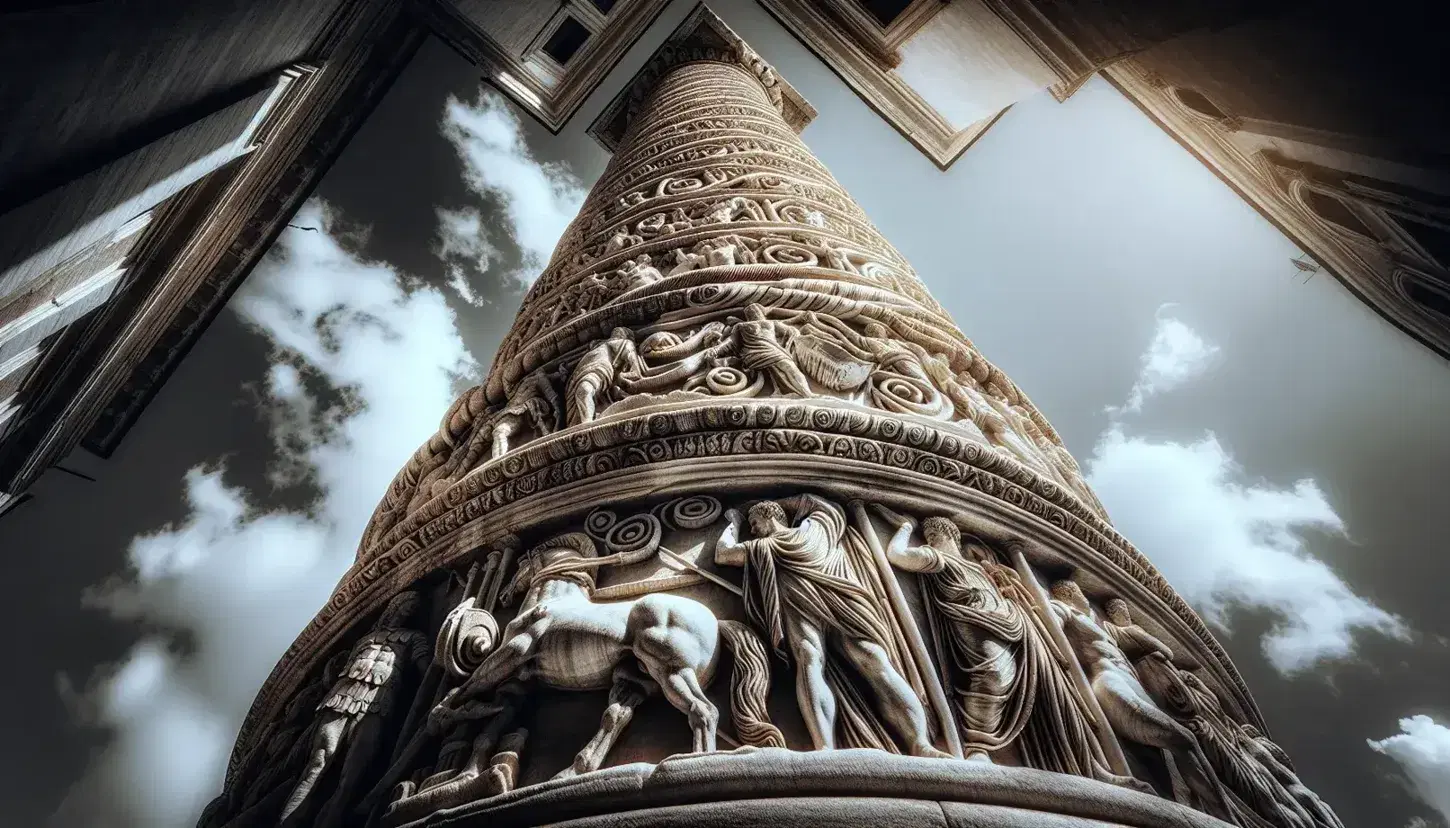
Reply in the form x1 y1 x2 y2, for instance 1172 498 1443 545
279 591 431 827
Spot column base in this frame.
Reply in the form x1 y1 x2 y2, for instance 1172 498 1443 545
396 747 1230 828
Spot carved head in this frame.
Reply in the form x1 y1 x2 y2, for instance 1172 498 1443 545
747 500 789 536
921 517 961 553
610 327 635 341
966 358 990 385
862 321 889 339
1104 597 1133 626
1050 579 1091 612
380 591 421 627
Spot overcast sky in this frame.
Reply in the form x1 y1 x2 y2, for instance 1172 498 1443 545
4 3 1448 827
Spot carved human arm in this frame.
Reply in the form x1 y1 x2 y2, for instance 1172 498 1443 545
772 492 821 516
714 508 749 567
886 541 940 573
875 509 939 573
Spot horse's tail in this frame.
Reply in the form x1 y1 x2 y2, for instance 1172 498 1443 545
718 620 786 748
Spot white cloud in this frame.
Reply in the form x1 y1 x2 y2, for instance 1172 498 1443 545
1114 305 1219 414
434 206 497 307
1369 715 1450 825
440 89 586 287
55 200 478 828
1086 312 1406 673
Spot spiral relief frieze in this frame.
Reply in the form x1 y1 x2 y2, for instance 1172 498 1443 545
211 16 1333 828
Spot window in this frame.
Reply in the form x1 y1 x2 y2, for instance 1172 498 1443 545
1302 189 1376 239
542 16 591 65
1173 87 1229 122
1406 278 1450 318
858 0 914 26
1399 217 1450 269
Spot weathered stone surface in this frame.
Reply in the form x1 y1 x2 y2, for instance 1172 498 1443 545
205 10 1339 828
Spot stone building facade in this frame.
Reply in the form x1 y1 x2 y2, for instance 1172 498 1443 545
203 11 1344 828
0 0 426 516
1101 2 1450 359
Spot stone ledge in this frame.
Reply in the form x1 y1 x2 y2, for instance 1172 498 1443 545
403 748 1229 828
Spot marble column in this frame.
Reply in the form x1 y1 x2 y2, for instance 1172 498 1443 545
203 10 1339 828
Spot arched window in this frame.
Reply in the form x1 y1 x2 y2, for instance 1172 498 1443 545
1172 87 1229 122
1301 188 1377 240
1398 217 1450 269
1405 276 1450 319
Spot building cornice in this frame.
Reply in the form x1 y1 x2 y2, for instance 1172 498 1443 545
76 0 426 460
755 0 1004 170
1104 59 1450 360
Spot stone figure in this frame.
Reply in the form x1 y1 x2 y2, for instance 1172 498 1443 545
605 227 642 253
667 245 707 276
921 354 992 443
1050 581 1235 821
1240 725 1345 828
714 494 951 758
1169 669 1318 828
378 682 531 822
921 353 1046 470
880 513 1142 788
428 530 784 783
491 369 562 460
618 254 664 291
1101 597 1321 827
566 328 646 425
241 652 349 810
705 303 814 397
279 591 430 827
698 238 739 267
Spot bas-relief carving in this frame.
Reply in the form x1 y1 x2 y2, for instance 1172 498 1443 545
277 592 431 828
219 494 1335 828
363 303 1105 559
212 26 1336 828
714 494 948 757
876 507 1139 789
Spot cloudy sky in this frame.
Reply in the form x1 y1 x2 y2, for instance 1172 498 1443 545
3 3 1448 826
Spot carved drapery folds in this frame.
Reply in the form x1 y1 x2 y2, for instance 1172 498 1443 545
209 17 1337 828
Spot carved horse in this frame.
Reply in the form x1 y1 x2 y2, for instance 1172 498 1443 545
429 531 784 778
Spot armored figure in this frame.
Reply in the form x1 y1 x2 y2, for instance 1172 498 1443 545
279 591 430 827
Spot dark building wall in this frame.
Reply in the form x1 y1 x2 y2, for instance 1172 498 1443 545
0 0 345 200
1128 2 1450 168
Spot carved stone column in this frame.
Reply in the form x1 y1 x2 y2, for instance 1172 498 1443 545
205 9 1340 828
